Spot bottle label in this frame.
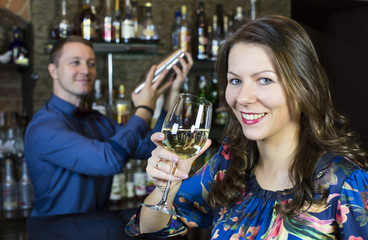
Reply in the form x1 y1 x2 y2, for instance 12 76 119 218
81 19 96 41
125 182 134 198
122 19 135 39
116 103 130 124
133 172 147 197
113 21 121 43
103 17 113 42
2 184 18 210
110 175 122 200
19 183 33 209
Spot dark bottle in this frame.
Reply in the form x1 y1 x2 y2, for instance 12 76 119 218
216 4 224 37
131 0 140 39
79 0 97 41
179 4 191 52
197 75 207 98
112 0 122 43
232 6 246 32
102 0 114 43
50 0 73 40
194 2 208 60
208 72 219 107
0 112 6 148
171 10 181 51
121 0 135 43
208 15 221 61
8 26 29 66
140 2 160 42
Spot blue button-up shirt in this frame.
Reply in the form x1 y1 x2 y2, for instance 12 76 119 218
24 94 165 216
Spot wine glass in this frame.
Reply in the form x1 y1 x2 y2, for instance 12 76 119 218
142 93 212 216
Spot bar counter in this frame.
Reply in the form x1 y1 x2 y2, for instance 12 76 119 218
0 205 211 240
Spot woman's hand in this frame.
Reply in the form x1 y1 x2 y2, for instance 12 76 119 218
146 132 212 193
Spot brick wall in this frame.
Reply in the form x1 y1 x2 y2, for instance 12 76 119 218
1 0 290 116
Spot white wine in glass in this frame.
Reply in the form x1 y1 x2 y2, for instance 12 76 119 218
142 93 212 216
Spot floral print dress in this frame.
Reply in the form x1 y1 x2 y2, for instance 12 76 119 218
126 144 368 239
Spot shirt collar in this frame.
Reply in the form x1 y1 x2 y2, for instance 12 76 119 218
49 94 79 118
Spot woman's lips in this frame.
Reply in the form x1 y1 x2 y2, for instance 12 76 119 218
241 112 266 125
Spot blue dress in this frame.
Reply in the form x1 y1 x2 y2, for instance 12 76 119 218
126 143 368 239
25 94 166 216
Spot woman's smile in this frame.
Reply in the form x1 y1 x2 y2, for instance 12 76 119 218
241 112 266 125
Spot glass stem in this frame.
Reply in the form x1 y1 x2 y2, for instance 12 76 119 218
159 161 179 205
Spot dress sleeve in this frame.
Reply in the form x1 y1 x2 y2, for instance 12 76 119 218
337 169 368 239
125 144 232 238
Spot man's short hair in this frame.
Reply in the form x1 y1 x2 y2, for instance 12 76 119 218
49 35 94 67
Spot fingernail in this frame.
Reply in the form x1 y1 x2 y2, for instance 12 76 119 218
172 156 179 162
181 173 188 179
158 133 164 140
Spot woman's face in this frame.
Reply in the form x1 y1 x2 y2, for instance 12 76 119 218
225 43 300 144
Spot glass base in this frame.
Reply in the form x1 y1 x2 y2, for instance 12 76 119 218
141 203 181 218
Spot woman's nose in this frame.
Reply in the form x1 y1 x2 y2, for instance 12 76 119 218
237 83 257 104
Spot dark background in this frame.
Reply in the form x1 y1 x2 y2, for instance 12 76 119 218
292 0 368 151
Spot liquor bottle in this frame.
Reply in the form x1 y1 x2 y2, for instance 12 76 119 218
8 26 29 66
140 2 160 42
223 14 230 40
0 112 6 148
121 0 135 43
114 84 131 125
131 0 140 39
2 153 18 211
180 77 190 94
3 112 21 155
102 0 114 43
232 6 246 32
171 10 181 51
92 79 107 115
124 162 134 199
208 15 221 61
250 0 257 21
216 4 224 37
18 157 33 209
133 160 147 199
197 75 207 98
50 0 73 40
109 173 123 205
79 0 97 41
194 2 208 60
179 5 191 52
208 72 219 107
112 0 122 43
212 71 227 125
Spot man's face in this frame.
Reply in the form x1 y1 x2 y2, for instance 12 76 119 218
49 42 96 106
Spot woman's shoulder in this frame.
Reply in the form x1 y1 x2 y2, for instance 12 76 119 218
315 153 367 192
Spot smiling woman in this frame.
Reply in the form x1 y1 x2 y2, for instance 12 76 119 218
126 15 368 240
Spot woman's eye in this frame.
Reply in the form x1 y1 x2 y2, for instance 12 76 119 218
258 78 272 85
229 78 242 85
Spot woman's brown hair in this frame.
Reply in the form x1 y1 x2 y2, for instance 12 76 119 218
209 15 367 216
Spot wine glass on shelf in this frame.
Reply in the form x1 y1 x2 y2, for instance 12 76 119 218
141 93 212 216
